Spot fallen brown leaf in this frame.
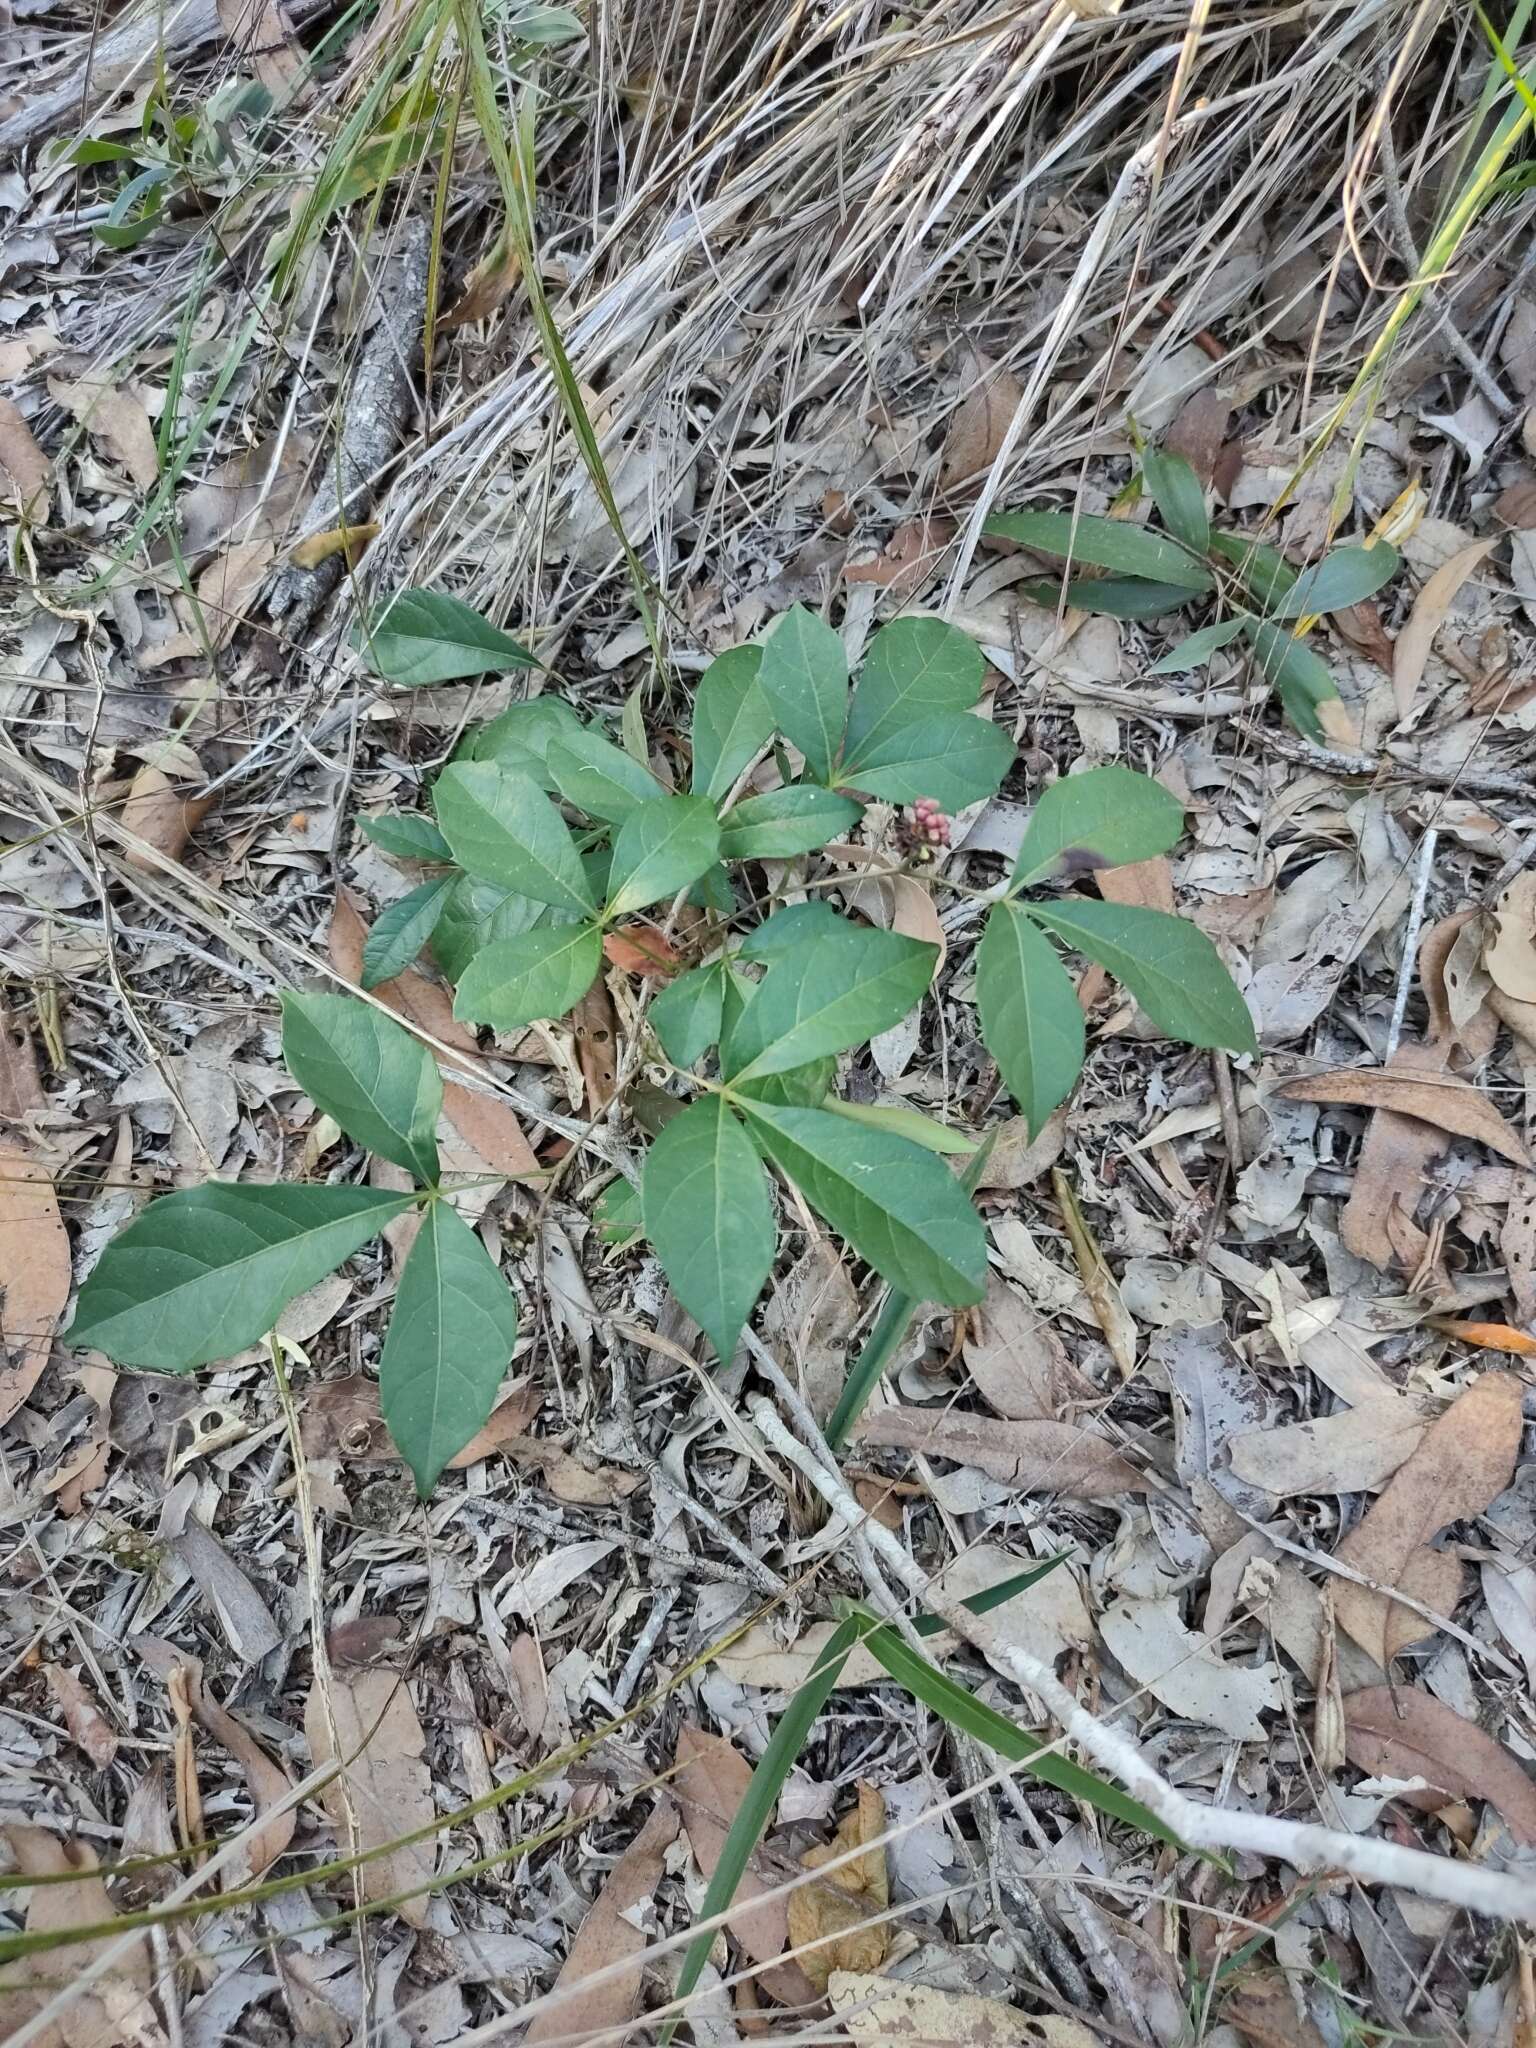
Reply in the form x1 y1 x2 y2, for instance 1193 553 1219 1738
304 1668 435 1924
524 1800 679 2046
1493 478 1536 529
1484 873 1536 1005
962 1270 1095 1421
939 362 1024 489
1392 535 1499 721
0 1141 71 1426
787 1783 890 1991
1162 387 1232 486
44 1663 119 1769
573 973 619 1108
1343 1686 1536 1844
0 396 50 522
1425 1318 1536 1357
1333 1371 1523 1664
49 371 160 488
1279 1063 1531 1167
1054 1168 1136 1377
1337 1041 1450 1273
856 1408 1144 1497
844 515 957 600
1096 854 1175 914
1331 598 1396 674
121 761 215 871
330 889 479 1069
180 431 309 558
439 237 523 330
829 1972 1101 2048
1223 1970 1329 2048
137 1640 295 1884
290 520 379 570
602 922 681 977
0 1827 154 2044
439 1079 542 1182
0 995 44 1119
216 0 304 92
1228 1397 1429 1496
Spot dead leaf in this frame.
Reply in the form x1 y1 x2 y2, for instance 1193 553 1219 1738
673 1725 818 2005
1426 1318 1536 1357
1493 479 1536 529
1053 1169 1136 1377
439 1080 541 1182
1484 873 1536 1005
962 1270 1095 1420
0 1827 157 2047
290 521 378 570
0 1141 70 1426
602 922 680 978
49 372 159 488
1332 598 1397 673
216 0 304 92
844 515 957 599
1162 387 1232 486
573 974 619 1108
1333 1371 1523 1664
0 995 44 1119
1223 1970 1329 2048
1343 1687 1536 1843
1419 909 1496 1057
44 1664 118 1769
196 536 274 649
121 762 215 871
1101 1595 1281 1738
856 1408 1145 1497
1279 1063 1531 1167
829 1971 1099 2048
304 1668 435 1925
974 1111 1066 1188
524 1800 679 2046
1393 535 1499 720
440 237 523 330
1096 855 1175 914
1504 1180 1536 1323
1338 1042 1451 1273
0 397 50 522
716 1619 888 1691
934 1542 1092 1682
1228 1397 1430 1496
329 889 479 1070
787 1783 890 1991
180 432 309 559
940 363 1024 489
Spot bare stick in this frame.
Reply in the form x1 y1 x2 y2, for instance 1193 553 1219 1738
1386 825 1437 1059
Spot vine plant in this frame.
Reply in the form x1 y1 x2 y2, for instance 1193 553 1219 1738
73 578 1255 1490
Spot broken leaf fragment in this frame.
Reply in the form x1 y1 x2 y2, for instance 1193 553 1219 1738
786 1782 890 1990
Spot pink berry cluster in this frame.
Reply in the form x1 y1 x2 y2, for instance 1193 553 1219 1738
911 797 951 848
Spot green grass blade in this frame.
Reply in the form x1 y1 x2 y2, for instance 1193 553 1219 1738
910 1554 1070 1636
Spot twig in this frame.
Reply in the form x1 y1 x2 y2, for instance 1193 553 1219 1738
1386 825 1437 1059
746 1399 1536 1927
1244 727 1536 803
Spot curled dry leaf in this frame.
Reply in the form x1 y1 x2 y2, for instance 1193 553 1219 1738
1054 1168 1135 1377
1338 1042 1451 1274
0 1141 71 1427
304 1668 435 1925
1222 1971 1329 2048
439 237 522 331
1392 535 1499 720
121 761 215 871
787 1783 890 1991
137 1640 295 1884
602 921 681 978
829 1971 1101 2047
523 1800 679 2047
856 1408 1145 1497
573 974 620 1108
1427 1317 1536 1357
1100 1595 1281 1740
1280 1063 1531 1168
0 396 51 522
1332 1371 1523 1665
1343 1687 1536 1844
0 1827 153 2044
43 1663 119 1769
49 371 160 487
844 515 958 599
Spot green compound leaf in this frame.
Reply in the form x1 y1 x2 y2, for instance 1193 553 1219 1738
462 698 584 786
718 786 862 861
1011 763 1184 889
70 1184 414 1371
724 922 936 1081
605 794 721 918
1239 618 1341 742
545 725 664 822
361 589 537 687
1028 899 1256 1054
281 992 442 1182
360 874 456 990
453 923 602 1032
840 708 1013 811
737 1100 986 1305
1141 446 1210 556
380 1199 519 1496
691 646 775 801
642 1094 775 1363
359 813 452 862
650 959 728 1067
843 616 983 761
975 902 1086 1136
435 761 597 918
985 509 1213 589
756 605 848 782
1266 542 1398 620
430 874 556 985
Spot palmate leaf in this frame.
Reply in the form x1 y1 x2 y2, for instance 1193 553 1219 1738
452 923 602 1032
70 1184 414 1370
691 646 775 801
737 1099 986 1305
986 508 1213 590
717 786 862 861
756 606 848 782
605 795 721 917
281 993 442 1182
380 1199 519 1495
843 616 983 761
840 708 1014 811
545 726 664 821
361 589 536 687
723 921 936 1081
1028 899 1256 1053
642 1094 774 1362
975 903 1085 1135
360 874 456 989
435 761 596 917
1011 763 1184 888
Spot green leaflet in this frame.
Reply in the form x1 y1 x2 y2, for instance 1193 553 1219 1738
755 605 847 782
1267 542 1398 619
840 708 1013 811
452 923 602 1032
360 874 456 989
1240 618 1342 741
691 645 775 801
650 959 728 1067
463 697 584 785
1140 446 1209 556
985 508 1212 589
595 1176 643 1246
359 813 452 862
1148 617 1246 675
1018 575 1193 619
546 725 664 821
1011 763 1184 888
723 921 936 1081
281 992 442 1182
380 1199 520 1495
824 1099 977 1155
736 1099 986 1305
843 616 982 761
1209 531 1296 609
361 588 536 687
1028 899 1256 1053
736 899 844 962
717 786 862 861
69 1184 414 1370
605 795 722 917
642 1094 774 1362
430 873 555 985
975 902 1086 1135
434 761 596 917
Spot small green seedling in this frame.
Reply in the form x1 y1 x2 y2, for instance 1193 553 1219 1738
987 443 1401 739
